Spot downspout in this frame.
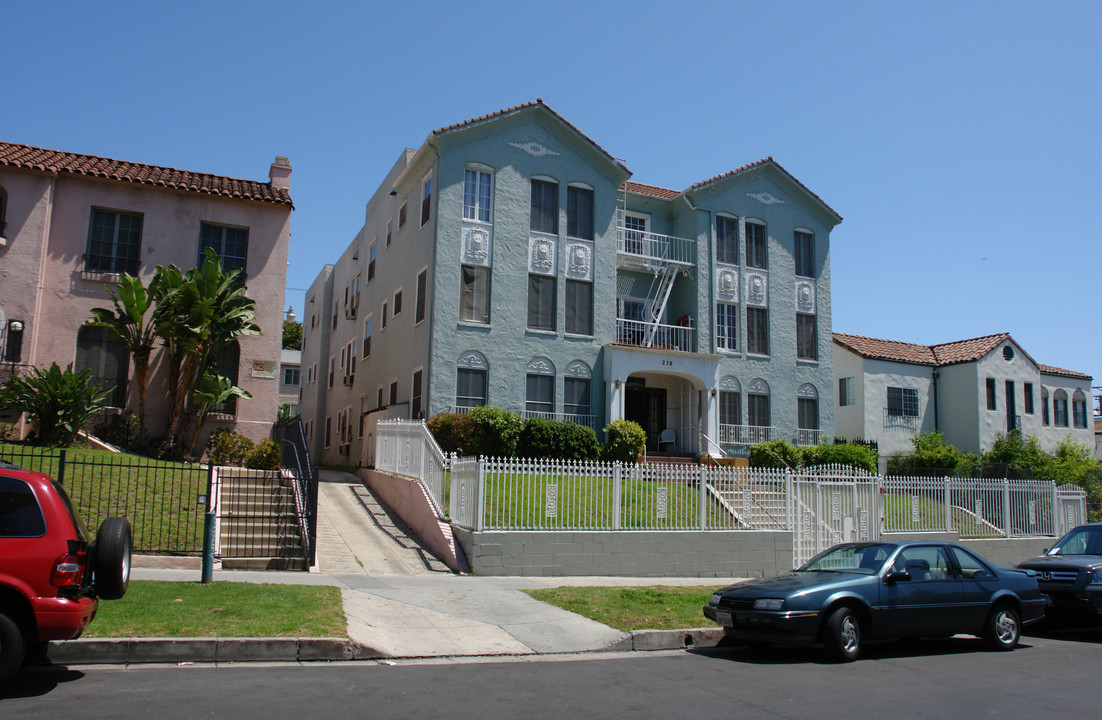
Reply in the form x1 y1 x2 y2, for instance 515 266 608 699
932 368 940 432
30 173 57 370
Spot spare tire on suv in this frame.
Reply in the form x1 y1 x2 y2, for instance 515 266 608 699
94 517 132 600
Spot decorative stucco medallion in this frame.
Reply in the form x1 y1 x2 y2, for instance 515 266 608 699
510 141 560 157
566 242 592 280
795 280 816 313
530 235 556 274
566 361 591 378
747 191 785 205
458 351 487 369
746 272 768 306
719 375 741 391
798 383 818 399
527 357 554 374
748 378 770 395
462 225 491 266
716 267 739 301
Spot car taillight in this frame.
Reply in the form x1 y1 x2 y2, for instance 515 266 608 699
50 552 87 588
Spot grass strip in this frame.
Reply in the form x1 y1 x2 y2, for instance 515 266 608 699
522 585 717 631
84 581 346 638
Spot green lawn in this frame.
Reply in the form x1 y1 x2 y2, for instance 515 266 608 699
522 585 717 631
881 492 1008 537
85 581 346 638
0 443 209 553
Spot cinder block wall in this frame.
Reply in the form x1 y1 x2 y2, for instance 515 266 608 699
452 529 794 578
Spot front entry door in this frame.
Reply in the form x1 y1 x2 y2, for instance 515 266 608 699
625 384 666 451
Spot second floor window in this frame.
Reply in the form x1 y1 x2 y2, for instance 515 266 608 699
527 275 556 331
199 223 248 272
745 222 766 269
747 307 768 355
87 209 142 275
283 368 300 386
796 313 817 360
460 266 491 324
530 179 558 234
717 303 738 351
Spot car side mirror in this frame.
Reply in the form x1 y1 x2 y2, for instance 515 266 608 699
885 571 911 585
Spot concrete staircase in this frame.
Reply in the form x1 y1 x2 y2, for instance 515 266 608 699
218 469 307 570
709 481 788 529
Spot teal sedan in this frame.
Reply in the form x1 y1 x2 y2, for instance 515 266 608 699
703 542 1045 662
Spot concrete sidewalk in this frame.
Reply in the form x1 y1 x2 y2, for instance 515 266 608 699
50 568 736 665
48 469 744 666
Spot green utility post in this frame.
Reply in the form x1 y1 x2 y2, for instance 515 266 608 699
201 464 215 583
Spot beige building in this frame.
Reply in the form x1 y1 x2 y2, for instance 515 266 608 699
0 141 293 446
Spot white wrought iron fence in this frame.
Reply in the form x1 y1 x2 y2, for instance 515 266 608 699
375 420 448 515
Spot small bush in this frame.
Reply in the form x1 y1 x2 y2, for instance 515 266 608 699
206 428 255 466
748 439 802 469
245 439 282 470
427 413 479 455
517 418 601 461
803 442 878 474
468 406 522 458
601 419 646 464
93 411 141 449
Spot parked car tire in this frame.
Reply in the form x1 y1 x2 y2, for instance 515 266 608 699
983 604 1020 651
0 609 26 686
822 606 862 662
94 517 132 600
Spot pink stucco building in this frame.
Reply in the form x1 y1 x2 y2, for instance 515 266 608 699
0 141 293 447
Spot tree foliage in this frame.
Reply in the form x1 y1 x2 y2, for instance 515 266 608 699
887 431 979 476
600 419 646 464
282 320 303 350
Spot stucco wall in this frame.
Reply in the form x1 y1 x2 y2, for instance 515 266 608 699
453 528 794 578
860 357 935 466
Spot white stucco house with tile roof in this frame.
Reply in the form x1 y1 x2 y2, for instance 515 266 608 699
833 332 1094 470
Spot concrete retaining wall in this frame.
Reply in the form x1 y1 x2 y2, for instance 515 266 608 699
453 528 794 578
358 469 463 573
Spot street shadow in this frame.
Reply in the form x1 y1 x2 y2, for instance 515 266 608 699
1026 618 1102 644
0 666 85 699
692 635 1035 665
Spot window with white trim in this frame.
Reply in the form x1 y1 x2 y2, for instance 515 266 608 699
464 167 492 222
717 303 738 351
887 387 918 417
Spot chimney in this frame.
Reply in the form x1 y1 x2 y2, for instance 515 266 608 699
269 156 292 190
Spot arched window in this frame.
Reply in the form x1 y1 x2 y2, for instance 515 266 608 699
75 326 130 408
526 357 555 416
563 361 592 423
456 351 488 410
1072 390 1088 429
748 378 770 436
1053 389 1068 427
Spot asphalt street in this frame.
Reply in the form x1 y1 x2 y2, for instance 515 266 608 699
6 626 1101 719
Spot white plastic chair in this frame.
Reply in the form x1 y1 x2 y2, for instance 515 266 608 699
658 428 676 452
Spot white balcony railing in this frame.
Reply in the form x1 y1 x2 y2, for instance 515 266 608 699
616 227 696 266
796 428 827 446
718 424 776 446
521 410 599 430
615 318 695 352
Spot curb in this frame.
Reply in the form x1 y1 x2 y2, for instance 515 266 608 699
45 628 726 666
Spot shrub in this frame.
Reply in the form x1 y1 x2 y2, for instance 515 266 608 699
887 431 979 476
427 413 479 455
0 363 111 447
245 439 283 470
601 419 646 464
206 428 255 466
803 442 878 474
517 418 601 461
93 411 141 450
748 439 802 469
468 406 522 458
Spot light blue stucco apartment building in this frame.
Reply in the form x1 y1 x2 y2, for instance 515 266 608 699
299 100 843 467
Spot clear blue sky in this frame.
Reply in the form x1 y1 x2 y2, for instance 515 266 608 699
4 1 1099 395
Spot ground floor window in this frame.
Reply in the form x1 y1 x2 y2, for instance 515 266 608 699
748 393 770 428
719 390 740 425
75 326 130 408
456 368 486 408
564 377 591 418
526 374 554 414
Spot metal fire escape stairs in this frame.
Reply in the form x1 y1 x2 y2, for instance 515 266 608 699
641 261 678 347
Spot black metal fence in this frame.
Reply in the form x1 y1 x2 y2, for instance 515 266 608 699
0 444 208 554
272 417 318 568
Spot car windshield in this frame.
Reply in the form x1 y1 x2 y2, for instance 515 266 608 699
799 544 893 575
1049 527 1102 556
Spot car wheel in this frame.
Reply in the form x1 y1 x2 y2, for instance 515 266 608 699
0 609 26 687
95 517 132 600
984 604 1020 651
822 606 861 662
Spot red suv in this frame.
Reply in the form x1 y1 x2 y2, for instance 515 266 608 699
0 460 131 684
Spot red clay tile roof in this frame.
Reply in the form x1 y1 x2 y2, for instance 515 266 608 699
0 141 293 206
432 99 629 175
834 332 1090 379
622 181 681 200
1039 364 1092 380
832 333 938 365
690 157 842 222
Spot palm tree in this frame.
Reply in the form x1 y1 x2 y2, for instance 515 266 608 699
187 370 252 451
155 249 260 444
86 273 158 442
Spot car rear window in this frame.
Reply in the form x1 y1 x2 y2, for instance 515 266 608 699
0 476 47 537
